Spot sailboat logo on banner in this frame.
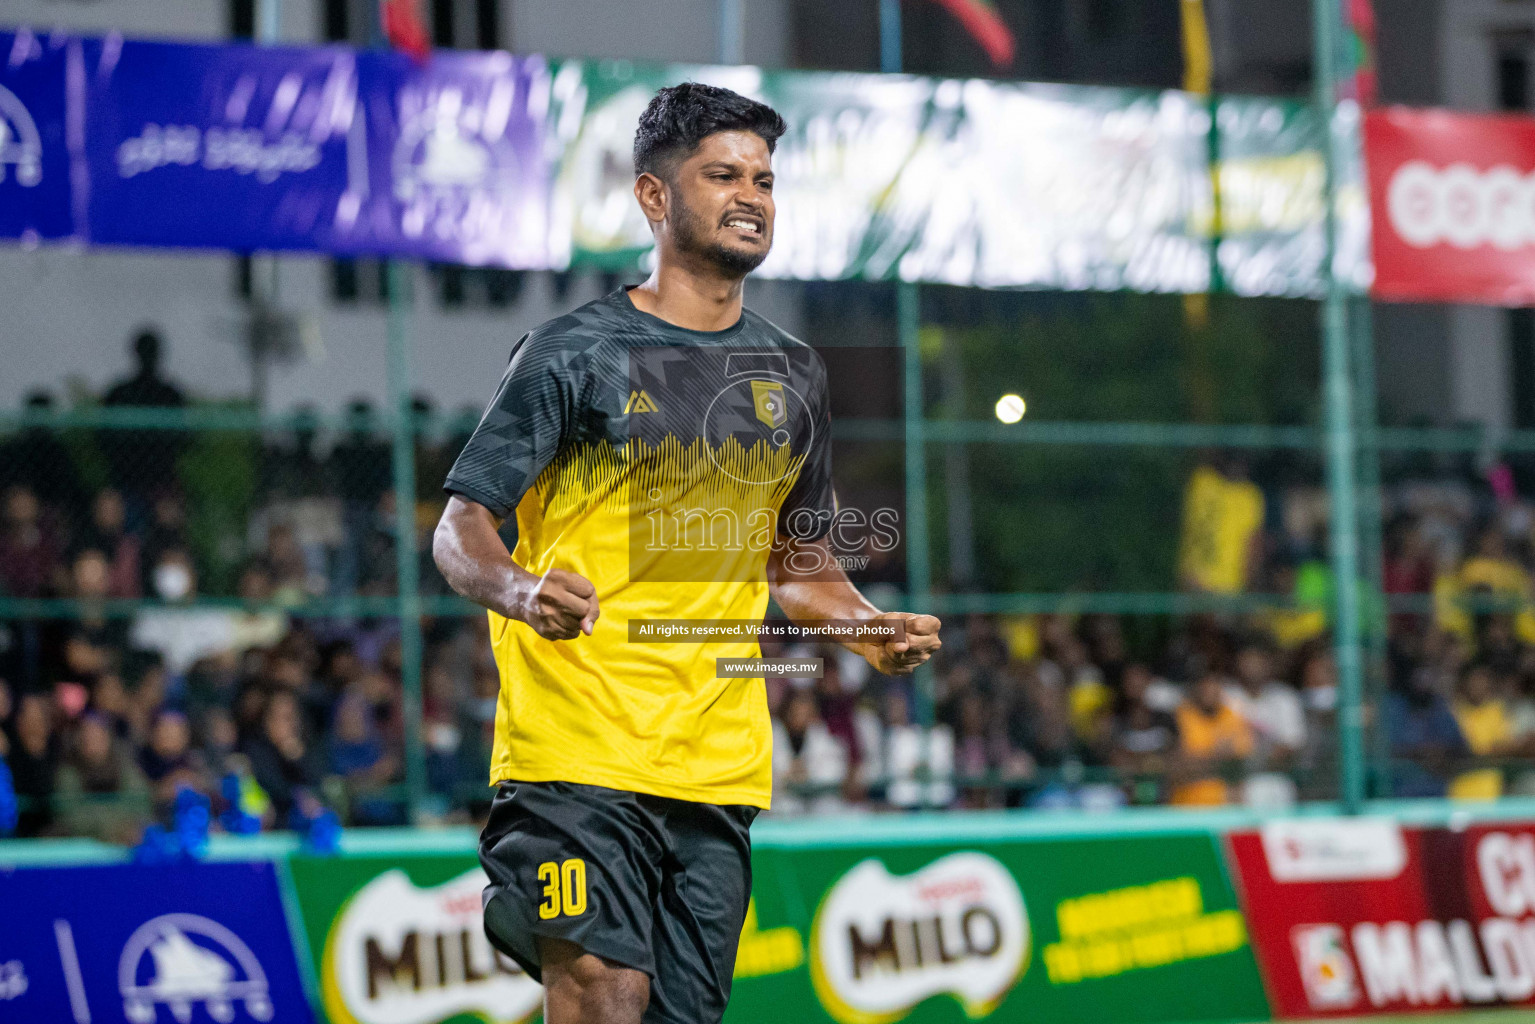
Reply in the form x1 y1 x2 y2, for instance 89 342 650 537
0 85 42 187
119 913 275 1024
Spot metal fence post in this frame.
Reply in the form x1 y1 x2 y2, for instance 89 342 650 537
1312 0 1366 813
880 0 934 725
386 261 427 822
717 0 744 66
1353 297 1390 798
899 282 930 620
879 0 902 76
257 0 281 42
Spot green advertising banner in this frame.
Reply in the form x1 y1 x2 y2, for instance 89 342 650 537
289 853 543 1024
288 831 1268 1024
549 58 1369 298
1211 97 1371 298
732 831 1269 1024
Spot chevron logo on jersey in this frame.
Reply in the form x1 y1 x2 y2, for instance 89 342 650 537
625 389 660 414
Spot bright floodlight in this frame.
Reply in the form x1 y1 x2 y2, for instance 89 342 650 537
995 394 1026 424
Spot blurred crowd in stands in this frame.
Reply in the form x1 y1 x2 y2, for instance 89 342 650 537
8 329 1535 840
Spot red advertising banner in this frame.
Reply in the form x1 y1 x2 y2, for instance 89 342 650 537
1365 107 1535 304
1229 818 1535 1018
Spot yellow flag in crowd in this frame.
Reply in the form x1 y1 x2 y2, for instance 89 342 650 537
1179 464 1264 594
1179 0 1215 327
1180 0 1213 96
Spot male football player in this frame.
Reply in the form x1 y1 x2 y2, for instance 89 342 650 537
434 82 941 1024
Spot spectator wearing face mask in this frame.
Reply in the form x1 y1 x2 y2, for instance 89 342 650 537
129 549 238 675
1293 646 1340 799
138 492 191 596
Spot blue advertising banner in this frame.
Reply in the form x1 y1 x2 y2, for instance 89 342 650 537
0 30 77 240
76 38 556 264
83 37 358 252
0 28 1366 293
347 49 555 267
0 861 313 1024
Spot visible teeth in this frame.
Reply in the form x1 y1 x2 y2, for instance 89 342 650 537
726 220 758 233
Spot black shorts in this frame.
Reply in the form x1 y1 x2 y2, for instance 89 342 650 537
479 780 759 1024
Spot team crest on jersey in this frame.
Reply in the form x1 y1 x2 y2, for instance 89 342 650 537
625 390 659 414
751 380 787 428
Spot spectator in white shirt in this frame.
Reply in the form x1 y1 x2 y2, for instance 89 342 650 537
1224 640 1306 807
130 549 237 675
858 690 955 810
771 689 849 816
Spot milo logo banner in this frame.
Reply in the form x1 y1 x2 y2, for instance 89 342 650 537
288 854 542 1024
810 853 1029 1021
1230 818 1535 1018
732 830 1268 1024
290 832 1265 1024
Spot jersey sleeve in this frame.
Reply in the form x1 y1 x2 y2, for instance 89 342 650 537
444 329 580 519
778 348 836 541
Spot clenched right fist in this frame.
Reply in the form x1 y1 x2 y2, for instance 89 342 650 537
520 568 599 640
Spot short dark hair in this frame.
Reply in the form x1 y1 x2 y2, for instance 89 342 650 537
633 82 786 179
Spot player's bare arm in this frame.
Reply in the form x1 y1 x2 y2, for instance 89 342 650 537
766 537 942 675
432 495 598 639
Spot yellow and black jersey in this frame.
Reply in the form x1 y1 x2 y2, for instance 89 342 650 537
445 286 834 808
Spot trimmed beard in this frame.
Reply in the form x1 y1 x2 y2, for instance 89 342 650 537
671 188 769 277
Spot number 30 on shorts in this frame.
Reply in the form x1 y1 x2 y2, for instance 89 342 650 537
537 858 588 919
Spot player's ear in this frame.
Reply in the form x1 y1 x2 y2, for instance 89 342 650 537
634 172 667 226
